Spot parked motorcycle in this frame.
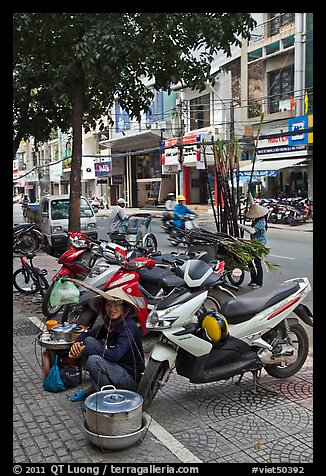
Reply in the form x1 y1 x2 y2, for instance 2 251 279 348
70 249 236 335
59 242 128 326
13 223 43 254
41 232 102 318
137 276 313 409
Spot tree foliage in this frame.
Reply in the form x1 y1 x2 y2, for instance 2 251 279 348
13 13 256 231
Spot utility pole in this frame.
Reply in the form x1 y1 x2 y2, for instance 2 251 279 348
176 101 185 195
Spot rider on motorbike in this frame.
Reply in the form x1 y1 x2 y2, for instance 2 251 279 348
173 195 196 235
162 193 176 230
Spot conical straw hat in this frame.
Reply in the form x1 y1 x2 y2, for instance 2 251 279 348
246 203 269 219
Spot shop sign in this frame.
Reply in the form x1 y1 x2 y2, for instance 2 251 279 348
112 175 123 184
95 161 111 176
288 115 308 146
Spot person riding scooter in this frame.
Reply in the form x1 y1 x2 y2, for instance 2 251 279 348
162 193 176 232
173 195 196 235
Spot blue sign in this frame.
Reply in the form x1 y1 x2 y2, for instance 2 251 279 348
288 115 308 146
115 103 131 133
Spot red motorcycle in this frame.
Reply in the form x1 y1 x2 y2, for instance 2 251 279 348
41 232 99 318
71 248 156 336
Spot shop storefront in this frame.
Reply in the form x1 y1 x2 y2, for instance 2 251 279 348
240 115 313 198
99 130 164 207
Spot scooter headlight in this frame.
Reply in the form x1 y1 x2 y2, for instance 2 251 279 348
146 310 160 328
146 306 179 329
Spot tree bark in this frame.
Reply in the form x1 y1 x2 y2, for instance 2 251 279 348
69 70 85 232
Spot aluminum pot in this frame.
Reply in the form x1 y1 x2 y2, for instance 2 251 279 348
84 385 143 437
70 326 85 341
50 322 76 342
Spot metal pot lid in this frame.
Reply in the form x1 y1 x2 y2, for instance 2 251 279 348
51 322 76 333
85 388 143 413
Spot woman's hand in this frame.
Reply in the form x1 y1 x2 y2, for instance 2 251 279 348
68 341 85 359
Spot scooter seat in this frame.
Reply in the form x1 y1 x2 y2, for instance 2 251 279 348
139 267 173 283
139 267 185 289
220 281 300 324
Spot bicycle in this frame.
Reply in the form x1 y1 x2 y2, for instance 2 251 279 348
13 251 49 296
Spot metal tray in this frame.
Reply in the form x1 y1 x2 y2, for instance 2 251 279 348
83 415 148 450
36 333 74 350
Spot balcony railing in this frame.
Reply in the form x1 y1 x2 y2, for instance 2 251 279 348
249 13 295 45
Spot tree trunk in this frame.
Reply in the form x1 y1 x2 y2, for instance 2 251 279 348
69 71 85 232
13 132 23 159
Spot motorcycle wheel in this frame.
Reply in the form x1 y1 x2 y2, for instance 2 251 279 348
227 270 245 287
17 233 39 254
41 282 63 318
264 323 309 378
61 304 98 329
37 274 50 298
137 359 169 410
200 295 221 312
13 269 38 294
142 233 158 252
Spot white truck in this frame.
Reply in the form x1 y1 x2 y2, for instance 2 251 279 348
25 194 98 254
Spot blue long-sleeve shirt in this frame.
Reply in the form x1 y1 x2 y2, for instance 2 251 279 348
252 217 267 245
173 203 195 229
76 317 145 382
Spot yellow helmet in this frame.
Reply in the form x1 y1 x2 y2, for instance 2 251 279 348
177 195 186 201
201 312 229 343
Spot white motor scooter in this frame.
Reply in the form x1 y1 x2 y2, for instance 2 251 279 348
137 276 313 409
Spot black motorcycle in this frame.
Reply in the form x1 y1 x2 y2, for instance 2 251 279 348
13 223 43 254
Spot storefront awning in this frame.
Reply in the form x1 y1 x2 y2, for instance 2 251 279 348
239 158 308 177
99 130 162 153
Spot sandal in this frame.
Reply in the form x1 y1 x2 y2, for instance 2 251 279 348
70 390 89 402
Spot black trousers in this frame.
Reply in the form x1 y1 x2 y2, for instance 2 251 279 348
248 257 263 286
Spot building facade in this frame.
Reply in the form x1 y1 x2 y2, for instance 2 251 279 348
14 13 313 205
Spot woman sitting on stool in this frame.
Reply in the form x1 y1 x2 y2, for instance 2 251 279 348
68 288 144 402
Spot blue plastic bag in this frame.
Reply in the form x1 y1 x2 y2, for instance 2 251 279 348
43 355 66 392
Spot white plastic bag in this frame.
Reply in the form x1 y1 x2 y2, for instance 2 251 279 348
50 278 80 306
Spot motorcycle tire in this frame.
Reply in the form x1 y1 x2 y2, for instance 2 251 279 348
227 270 245 287
201 295 221 312
268 215 278 224
137 359 169 411
142 233 158 253
13 269 38 294
264 323 309 378
61 304 98 329
37 274 50 298
41 282 63 318
16 233 39 254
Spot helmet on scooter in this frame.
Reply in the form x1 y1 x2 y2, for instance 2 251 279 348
201 311 229 343
177 195 186 202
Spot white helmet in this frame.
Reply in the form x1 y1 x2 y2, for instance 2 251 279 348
117 198 126 205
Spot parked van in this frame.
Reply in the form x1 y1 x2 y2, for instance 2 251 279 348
25 194 98 253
